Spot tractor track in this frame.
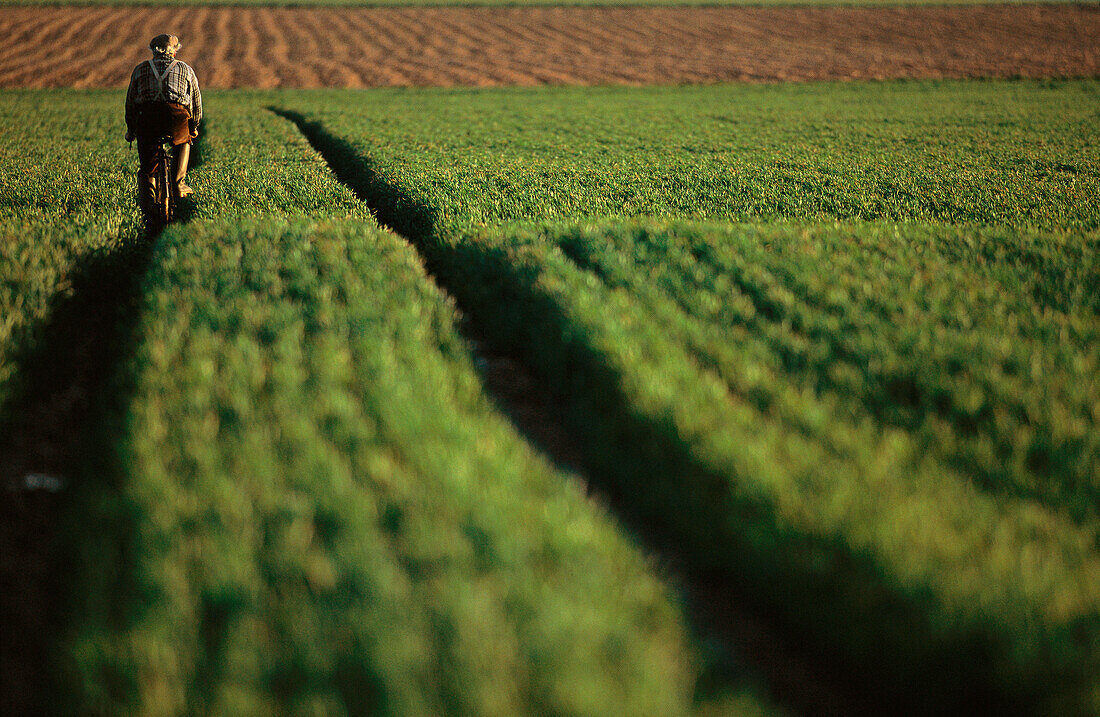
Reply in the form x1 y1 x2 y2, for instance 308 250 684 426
271 105 896 717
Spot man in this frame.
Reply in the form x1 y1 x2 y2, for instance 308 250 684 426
125 34 202 202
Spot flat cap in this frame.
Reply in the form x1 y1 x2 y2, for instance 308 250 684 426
149 34 181 54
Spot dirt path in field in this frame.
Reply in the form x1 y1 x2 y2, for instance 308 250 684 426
1 4 1097 88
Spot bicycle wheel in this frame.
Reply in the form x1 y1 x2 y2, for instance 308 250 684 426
157 144 171 224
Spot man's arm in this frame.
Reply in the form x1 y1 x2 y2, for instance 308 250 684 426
124 67 138 136
189 67 202 135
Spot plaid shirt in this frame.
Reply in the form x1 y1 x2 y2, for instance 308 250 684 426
125 55 202 130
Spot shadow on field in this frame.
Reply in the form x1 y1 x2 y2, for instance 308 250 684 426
0 131 204 714
269 108 1031 717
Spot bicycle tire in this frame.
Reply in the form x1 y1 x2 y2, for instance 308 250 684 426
158 143 171 224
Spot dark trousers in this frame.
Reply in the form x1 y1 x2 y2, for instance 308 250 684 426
134 101 192 147
134 102 192 205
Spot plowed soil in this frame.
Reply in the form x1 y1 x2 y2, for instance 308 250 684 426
1 4 1097 88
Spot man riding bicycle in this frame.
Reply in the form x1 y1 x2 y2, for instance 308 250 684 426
125 34 202 203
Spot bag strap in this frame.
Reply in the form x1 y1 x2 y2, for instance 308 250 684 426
147 59 178 102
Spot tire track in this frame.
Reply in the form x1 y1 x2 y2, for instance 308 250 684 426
269 105 894 717
2 5 1098 88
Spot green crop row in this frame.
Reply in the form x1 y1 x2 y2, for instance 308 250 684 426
0 92 148 713
2 93 757 715
0 92 140 411
6 82 1099 714
68 217 694 715
443 219 1100 713
277 81 1100 234
272 81 1100 712
0 89 363 460
555 222 1100 523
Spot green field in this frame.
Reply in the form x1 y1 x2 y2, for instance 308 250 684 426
0 92 711 715
2 81 1098 714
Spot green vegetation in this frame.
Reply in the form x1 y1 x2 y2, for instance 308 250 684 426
72 218 693 714
436 219 1099 712
272 80 1100 712
278 82 1100 234
0 92 139 410
2 93 707 714
3 81 1098 713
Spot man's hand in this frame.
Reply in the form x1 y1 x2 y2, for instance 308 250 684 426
125 130 135 143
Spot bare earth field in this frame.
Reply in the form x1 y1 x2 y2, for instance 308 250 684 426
1 4 1097 88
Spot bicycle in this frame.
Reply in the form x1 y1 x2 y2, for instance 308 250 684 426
130 132 178 228
145 134 176 227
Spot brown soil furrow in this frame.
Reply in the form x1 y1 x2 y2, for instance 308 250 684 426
287 8 322 58
576 9 660 51
432 9 501 59
378 8 445 59
175 8 210 82
215 9 252 86
0 9 54 47
338 10 416 86
233 9 266 88
3 8 66 47
496 9 570 53
353 8 406 58
291 9 361 88
416 10 539 85
0 8 98 82
278 9 324 87
73 8 125 65
258 8 311 88
2 5 1098 88
201 8 234 88
395 10 493 85
72 8 142 88
535 10 611 58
